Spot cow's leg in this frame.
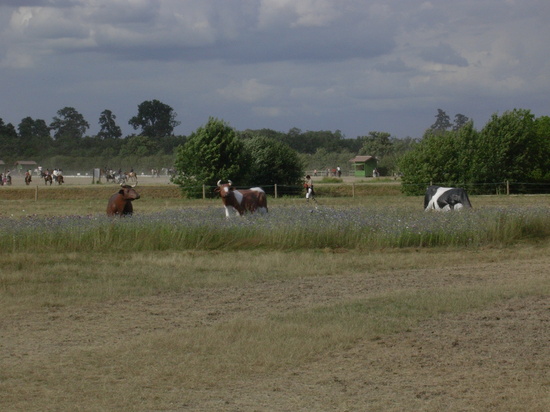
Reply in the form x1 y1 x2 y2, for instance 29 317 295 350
224 205 240 217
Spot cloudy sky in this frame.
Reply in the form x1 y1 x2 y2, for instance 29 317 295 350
1 0 549 140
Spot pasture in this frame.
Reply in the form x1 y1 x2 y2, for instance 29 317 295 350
1 182 549 411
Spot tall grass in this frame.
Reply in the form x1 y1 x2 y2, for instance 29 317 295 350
1 205 550 253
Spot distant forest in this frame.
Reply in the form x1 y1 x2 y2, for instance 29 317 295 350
2 101 547 188
0 100 416 175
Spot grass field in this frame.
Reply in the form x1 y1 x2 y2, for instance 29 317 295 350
1 182 549 411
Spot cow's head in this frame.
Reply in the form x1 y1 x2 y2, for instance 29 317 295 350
119 183 140 200
215 180 234 199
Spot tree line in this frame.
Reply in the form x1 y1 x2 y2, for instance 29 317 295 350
399 108 550 195
2 100 549 196
0 99 412 175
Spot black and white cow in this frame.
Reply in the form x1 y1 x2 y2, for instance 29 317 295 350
424 185 472 211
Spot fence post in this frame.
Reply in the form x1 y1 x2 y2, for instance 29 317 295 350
352 182 355 198
202 185 206 200
274 184 278 199
506 180 510 195
35 185 38 201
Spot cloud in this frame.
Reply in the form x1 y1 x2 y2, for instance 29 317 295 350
1 0 399 64
217 78 274 103
0 0 549 140
418 42 469 67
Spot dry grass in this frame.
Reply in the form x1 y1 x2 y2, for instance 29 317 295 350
1 247 549 411
1 185 549 411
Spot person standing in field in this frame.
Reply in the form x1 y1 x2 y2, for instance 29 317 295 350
305 174 316 204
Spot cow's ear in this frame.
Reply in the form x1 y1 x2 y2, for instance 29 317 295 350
119 189 125 194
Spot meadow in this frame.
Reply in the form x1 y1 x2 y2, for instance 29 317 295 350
1 182 549 411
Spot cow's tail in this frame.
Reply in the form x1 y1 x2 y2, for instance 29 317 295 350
463 191 473 208
257 190 268 213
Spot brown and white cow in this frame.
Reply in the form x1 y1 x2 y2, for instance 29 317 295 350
215 180 268 217
106 183 140 216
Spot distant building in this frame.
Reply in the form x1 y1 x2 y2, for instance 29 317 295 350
349 155 378 177
14 160 38 175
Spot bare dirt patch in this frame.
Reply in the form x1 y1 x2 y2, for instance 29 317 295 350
1 250 549 411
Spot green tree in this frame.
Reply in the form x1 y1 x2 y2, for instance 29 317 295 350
358 131 392 158
475 109 545 184
453 113 470 131
0 118 18 159
50 107 89 140
172 117 250 198
18 117 52 158
430 108 452 131
119 135 158 157
399 123 478 195
299 148 356 176
50 107 90 153
534 116 550 179
378 136 418 177
243 136 304 186
98 110 122 139
128 99 180 139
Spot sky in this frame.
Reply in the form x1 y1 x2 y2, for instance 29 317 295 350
1 0 549 140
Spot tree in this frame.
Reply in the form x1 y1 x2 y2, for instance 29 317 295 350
98 110 122 139
119 135 158 157
50 107 90 140
0 118 18 159
243 136 304 186
50 107 90 153
358 131 392 158
475 109 545 184
172 117 250 198
399 123 478 195
430 108 452 131
18 117 52 157
453 113 470 131
128 99 180 139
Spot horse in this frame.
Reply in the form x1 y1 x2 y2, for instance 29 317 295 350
44 174 53 185
106 171 116 183
125 171 138 183
55 175 64 185
116 173 127 184
25 173 32 185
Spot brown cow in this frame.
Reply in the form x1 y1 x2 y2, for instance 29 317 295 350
106 184 140 216
215 180 268 217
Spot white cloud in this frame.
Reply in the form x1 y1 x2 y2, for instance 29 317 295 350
217 78 274 103
258 0 339 28
0 0 549 139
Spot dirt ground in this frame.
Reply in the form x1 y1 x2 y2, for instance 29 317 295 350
3 172 379 187
4 173 173 187
2 252 549 411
